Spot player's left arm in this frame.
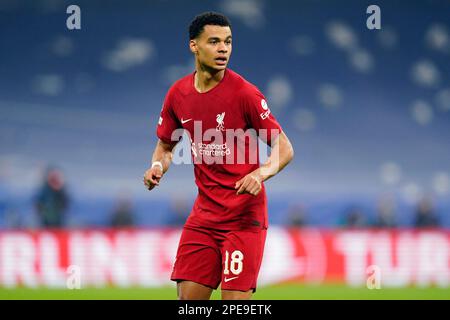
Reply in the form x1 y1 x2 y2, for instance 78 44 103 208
235 130 294 195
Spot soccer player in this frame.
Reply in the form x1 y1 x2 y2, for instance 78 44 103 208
143 12 294 300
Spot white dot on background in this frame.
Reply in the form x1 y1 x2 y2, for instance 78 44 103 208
317 83 343 110
425 24 450 53
380 162 402 185
411 100 433 126
290 35 315 56
377 26 398 48
432 172 449 195
435 88 450 112
51 36 74 57
325 21 357 51
31 74 65 96
349 49 374 73
411 60 440 88
266 76 293 110
402 182 422 204
293 108 316 132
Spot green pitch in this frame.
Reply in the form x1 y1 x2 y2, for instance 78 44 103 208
0 284 448 300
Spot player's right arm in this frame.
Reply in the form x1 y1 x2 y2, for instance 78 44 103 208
143 139 177 190
144 87 181 191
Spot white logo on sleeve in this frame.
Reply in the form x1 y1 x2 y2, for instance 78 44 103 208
260 99 271 119
158 104 164 125
216 112 225 131
181 118 192 124
261 99 268 110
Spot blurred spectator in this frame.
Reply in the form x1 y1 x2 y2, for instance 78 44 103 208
3 207 21 229
373 195 397 228
286 203 308 227
414 196 440 228
0 176 7 226
342 206 367 228
0 165 22 229
111 196 135 227
34 166 69 228
166 197 190 226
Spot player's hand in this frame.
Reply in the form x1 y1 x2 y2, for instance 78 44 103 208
143 166 163 191
235 170 263 196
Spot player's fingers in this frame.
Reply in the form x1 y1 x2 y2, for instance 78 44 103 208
143 179 152 190
146 179 159 190
250 186 261 196
235 178 244 189
245 181 255 193
243 182 254 194
236 178 248 194
146 176 159 186
242 179 253 194
145 167 160 178
237 178 252 195
248 178 260 191
149 174 160 183
153 167 163 179
252 175 261 187
143 173 153 184
235 178 244 192
246 182 258 195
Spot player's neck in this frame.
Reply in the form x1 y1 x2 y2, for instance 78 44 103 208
194 65 225 93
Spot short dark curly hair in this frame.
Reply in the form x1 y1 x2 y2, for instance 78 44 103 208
189 12 231 40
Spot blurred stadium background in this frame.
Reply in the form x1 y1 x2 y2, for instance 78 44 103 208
0 0 449 299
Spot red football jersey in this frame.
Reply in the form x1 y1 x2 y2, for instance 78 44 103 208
157 69 282 230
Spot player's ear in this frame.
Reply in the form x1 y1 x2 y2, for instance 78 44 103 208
189 39 198 54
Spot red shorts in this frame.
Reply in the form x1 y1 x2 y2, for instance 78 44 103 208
171 225 267 292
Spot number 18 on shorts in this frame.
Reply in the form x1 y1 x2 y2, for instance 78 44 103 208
171 227 267 292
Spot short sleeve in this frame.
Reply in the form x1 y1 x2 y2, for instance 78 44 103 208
156 89 181 144
242 87 282 145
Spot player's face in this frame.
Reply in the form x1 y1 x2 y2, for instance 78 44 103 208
190 25 232 71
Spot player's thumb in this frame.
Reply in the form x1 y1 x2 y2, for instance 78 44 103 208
235 178 243 189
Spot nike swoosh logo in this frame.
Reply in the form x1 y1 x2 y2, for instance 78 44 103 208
224 276 239 283
181 118 192 124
